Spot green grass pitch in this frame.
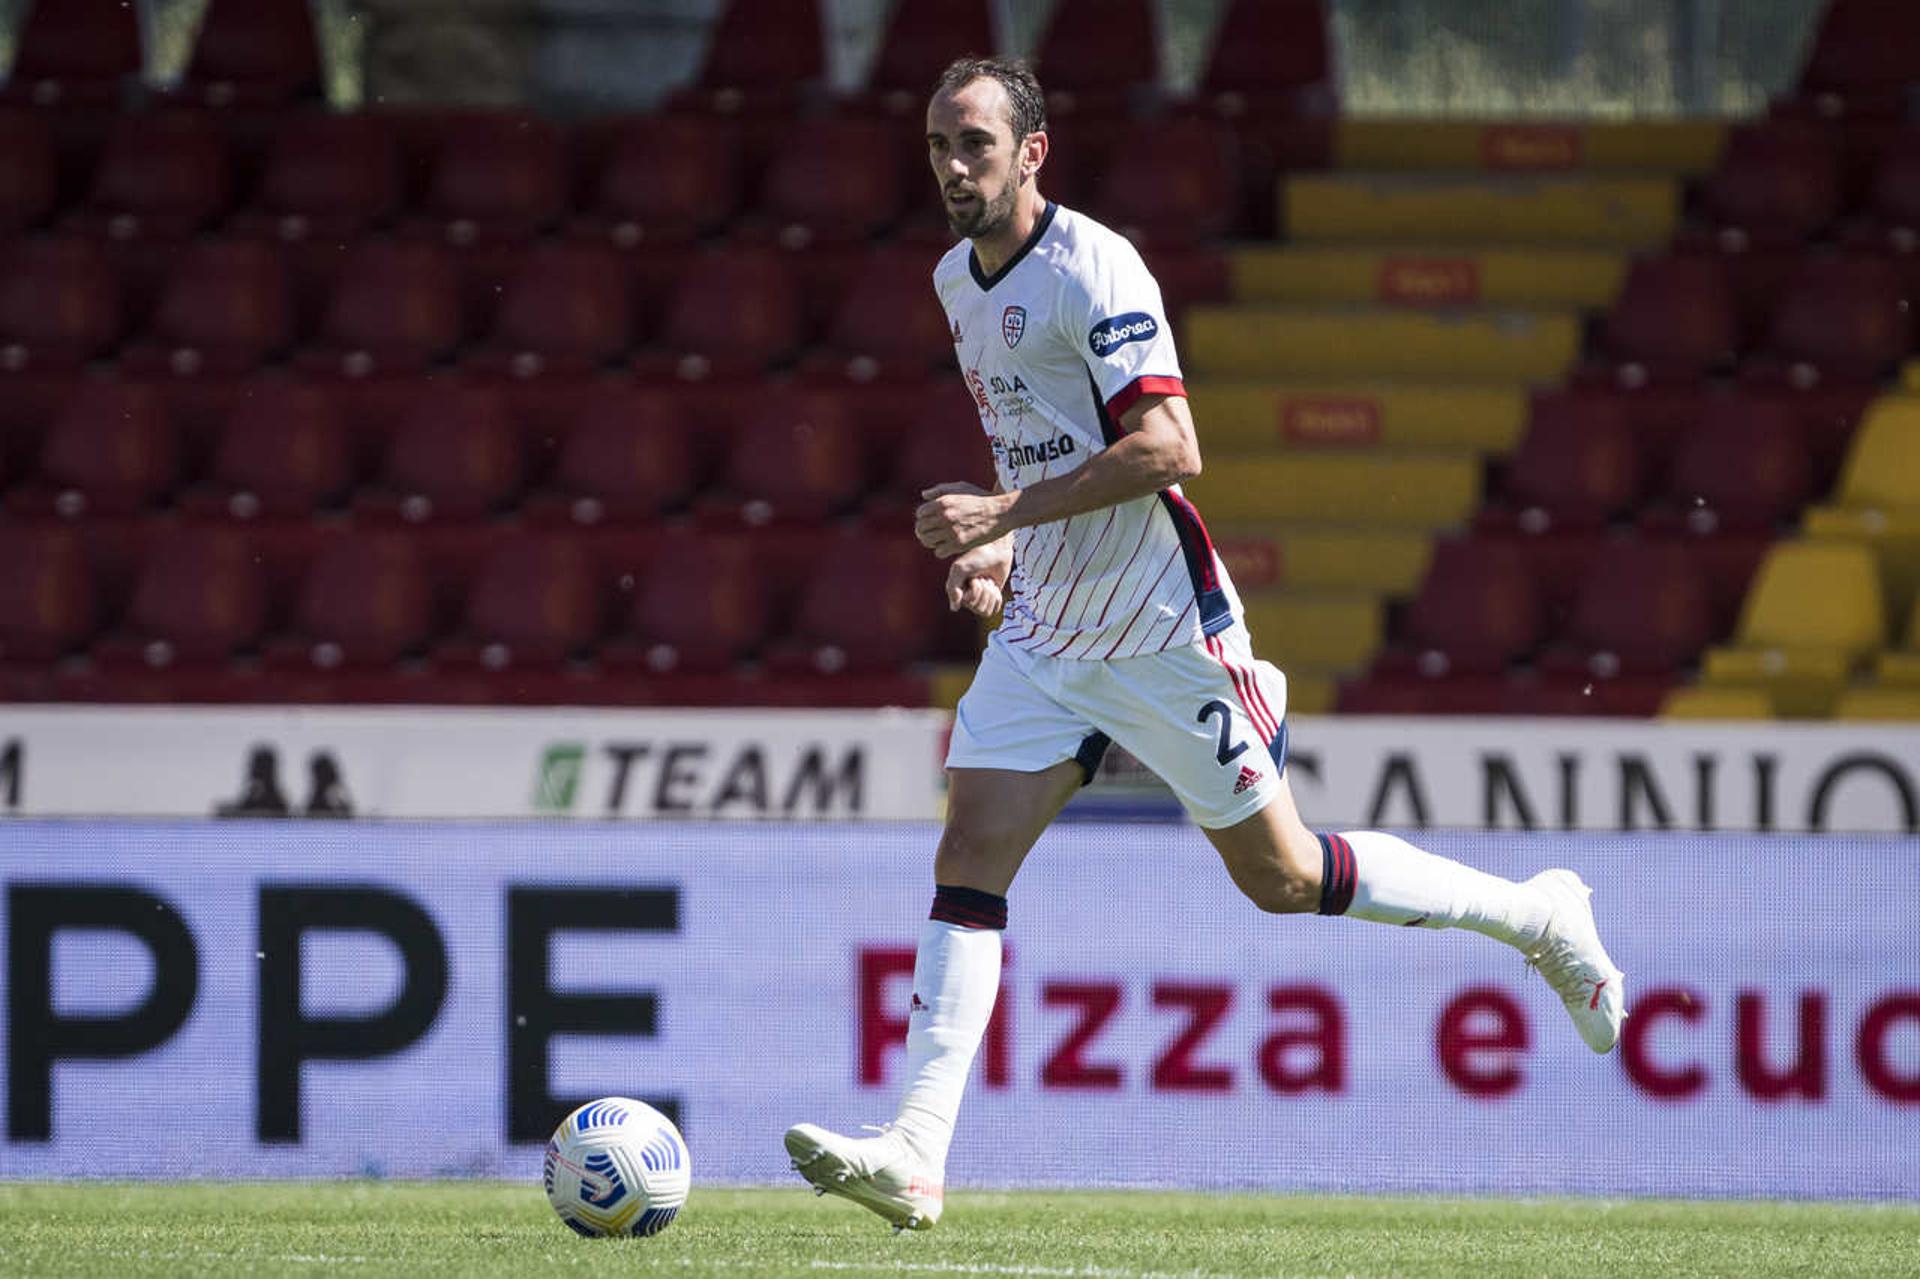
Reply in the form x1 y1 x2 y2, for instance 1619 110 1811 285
2 1183 1917 1278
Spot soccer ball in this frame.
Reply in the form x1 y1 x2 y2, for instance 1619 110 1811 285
544 1098 691 1238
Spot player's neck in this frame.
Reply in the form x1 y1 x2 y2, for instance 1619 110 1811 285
970 188 1049 278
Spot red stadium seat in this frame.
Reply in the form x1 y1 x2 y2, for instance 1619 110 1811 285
120 240 293 376
0 108 56 232
1693 123 1841 250
1091 118 1236 246
299 240 463 376
178 0 322 108
1195 0 1337 121
1586 254 1739 387
1743 253 1910 387
1034 0 1158 113
772 535 945 672
1478 393 1643 534
670 0 825 116
747 115 905 246
1639 393 1812 536
230 113 404 242
4 0 143 107
1844 127 1920 254
802 245 955 382
0 238 121 372
98 527 267 666
440 535 604 668
570 115 745 247
637 247 804 380
1795 0 1920 117
409 113 567 245
10 380 178 518
864 0 995 107
1538 541 1711 690
357 384 524 522
523 386 696 525
64 110 231 241
1380 538 1546 677
183 380 353 519
270 532 434 669
607 532 772 673
703 387 868 523
864 389 995 521
0 525 98 661
466 244 632 377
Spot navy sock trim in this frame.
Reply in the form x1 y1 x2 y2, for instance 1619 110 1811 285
1316 833 1357 916
931 883 1008 930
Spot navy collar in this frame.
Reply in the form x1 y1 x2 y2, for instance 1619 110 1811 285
969 201 1058 292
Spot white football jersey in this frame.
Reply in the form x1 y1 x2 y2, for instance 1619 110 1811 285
934 201 1243 660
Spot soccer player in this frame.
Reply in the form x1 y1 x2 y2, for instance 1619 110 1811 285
785 57 1624 1231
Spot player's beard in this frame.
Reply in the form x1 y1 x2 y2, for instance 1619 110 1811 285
945 173 1020 240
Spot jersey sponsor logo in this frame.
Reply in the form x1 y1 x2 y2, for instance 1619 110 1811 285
994 433 1077 469
1002 305 1027 348
1088 311 1159 357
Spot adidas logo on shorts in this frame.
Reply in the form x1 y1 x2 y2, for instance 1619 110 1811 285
1232 764 1263 795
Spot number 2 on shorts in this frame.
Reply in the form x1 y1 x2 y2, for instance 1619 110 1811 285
1196 699 1248 767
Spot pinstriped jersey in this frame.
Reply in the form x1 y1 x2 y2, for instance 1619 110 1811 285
933 202 1243 659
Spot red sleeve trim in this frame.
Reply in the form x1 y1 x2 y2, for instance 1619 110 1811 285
1105 375 1187 425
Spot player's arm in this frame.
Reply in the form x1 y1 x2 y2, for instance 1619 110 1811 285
913 392 1199 558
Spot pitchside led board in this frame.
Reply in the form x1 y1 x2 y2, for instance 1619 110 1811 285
1 821 1915 1197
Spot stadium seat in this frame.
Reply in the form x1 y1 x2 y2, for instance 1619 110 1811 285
1194 0 1337 122
1639 392 1811 536
231 113 404 242
465 244 632 378
357 384 524 522
1533 540 1712 714
1478 392 1642 534
1585 254 1739 387
801 245 954 382
439 535 604 668
120 240 293 376
1741 254 1910 389
64 110 232 241
299 240 463 376
862 0 995 108
408 113 568 245
182 380 353 519
0 238 120 372
636 247 804 380
1793 0 1920 119
1873 593 1920 689
3 0 143 107
96 527 268 667
1091 118 1236 246
606 532 772 673
1033 0 1158 114
1692 122 1841 250
0 108 55 232
1843 127 1920 255
1375 538 1546 677
770 535 946 672
0 525 97 662
10 380 178 518
668 0 825 116
1701 540 1888 716
864 390 996 522
522 386 696 525
268 531 434 669
746 115 905 246
570 115 744 247
702 387 868 523
1802 396 1920 625
176 0 323 108
1658 685 1775 719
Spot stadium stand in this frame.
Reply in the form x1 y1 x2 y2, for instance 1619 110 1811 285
0 0 1911 720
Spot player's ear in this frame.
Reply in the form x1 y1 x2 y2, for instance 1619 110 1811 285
1020 130 1048 185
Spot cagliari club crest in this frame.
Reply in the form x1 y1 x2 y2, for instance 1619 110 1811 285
1002 305 1027 349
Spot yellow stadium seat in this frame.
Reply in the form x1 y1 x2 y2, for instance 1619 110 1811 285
1236 591 1381 670
1209 526 1433 594
1285 672 1336 715
1183 452 1479 526
1189 383 1527 454
1332 120 1725 175
1699 541 1887 717
1871 593 1920 686
1229 247 1624 309
1185 305 1580 381
1802 399 1920 621
1283 174 1677 246
1659 685 1776 719
1835 685 1920 721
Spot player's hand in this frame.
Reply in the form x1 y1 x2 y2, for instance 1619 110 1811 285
915 482 1012 558
944 540 1011 615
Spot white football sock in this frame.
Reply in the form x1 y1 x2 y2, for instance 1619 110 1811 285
1326 830 1552 949
891 917 1001 1170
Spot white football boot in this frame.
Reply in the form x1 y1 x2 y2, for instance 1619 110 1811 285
784 1123 943 1231
1523 869 1626 1053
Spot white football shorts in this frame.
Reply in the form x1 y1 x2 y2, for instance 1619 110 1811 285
945 621 1290 829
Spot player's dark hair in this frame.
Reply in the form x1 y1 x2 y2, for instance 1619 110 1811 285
933 56 1048 143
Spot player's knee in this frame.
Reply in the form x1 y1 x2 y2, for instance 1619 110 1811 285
933 821 1022 891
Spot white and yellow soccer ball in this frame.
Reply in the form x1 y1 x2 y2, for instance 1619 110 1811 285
544 1098 691 1238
